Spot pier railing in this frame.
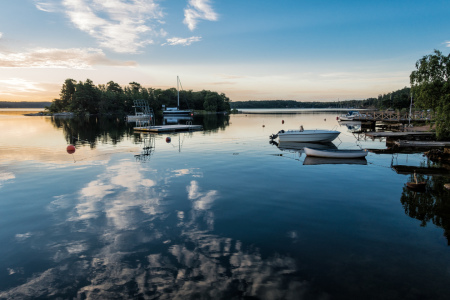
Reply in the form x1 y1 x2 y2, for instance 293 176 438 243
354 110 432 122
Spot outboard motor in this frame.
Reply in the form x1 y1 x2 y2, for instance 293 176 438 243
270 130 284 140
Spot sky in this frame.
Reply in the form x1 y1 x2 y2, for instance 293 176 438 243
0 0 449 103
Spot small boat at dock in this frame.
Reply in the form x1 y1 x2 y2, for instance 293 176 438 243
304 147 368 158
338 111 362 121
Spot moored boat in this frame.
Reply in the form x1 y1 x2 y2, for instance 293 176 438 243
303 147 368 158
338 111 361 121
163 76 192 116
270 128 340 143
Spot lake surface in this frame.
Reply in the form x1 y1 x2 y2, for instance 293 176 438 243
1 110 450 300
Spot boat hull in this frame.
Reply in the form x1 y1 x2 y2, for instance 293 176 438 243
338 116 355 121
304 147 368 158
163 110 192 115
278 130 340 143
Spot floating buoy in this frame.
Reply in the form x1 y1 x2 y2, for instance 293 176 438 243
66 144 76 154
282 120 284 124
336 116 339 120
324 118 326 121
262 125 265 127
166 137 171 143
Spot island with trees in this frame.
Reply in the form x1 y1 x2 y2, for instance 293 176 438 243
45 79 231 115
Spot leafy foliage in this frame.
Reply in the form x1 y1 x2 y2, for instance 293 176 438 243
410 50 450 140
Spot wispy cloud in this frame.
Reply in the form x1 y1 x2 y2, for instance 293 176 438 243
34 1 57 12
445 41 450 47
0 48 137 68
163 36 201 46
0 32 3 39
184 0 218 31
35 0 164 53
0 78 45 95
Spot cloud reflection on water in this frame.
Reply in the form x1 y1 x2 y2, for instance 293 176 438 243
0 158 324 300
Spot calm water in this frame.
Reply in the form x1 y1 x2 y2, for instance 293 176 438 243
1 110 450 300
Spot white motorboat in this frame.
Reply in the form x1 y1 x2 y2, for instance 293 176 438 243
270 128 340 143
303 147 368 158
338 111 361 121
163 76 192 116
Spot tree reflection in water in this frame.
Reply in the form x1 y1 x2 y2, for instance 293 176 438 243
50 114 230 148
400 173 450 244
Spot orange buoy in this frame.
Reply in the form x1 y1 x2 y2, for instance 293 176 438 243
67 145 76 154
166 137 171 143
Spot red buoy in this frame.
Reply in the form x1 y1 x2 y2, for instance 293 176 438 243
282 120 284 124
67 145 76 154
336 116 339 120
166 137 171 143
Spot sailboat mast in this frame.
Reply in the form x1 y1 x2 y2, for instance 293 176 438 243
177 76 180 109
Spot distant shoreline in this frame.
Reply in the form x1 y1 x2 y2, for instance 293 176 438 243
0 101 51 109
237 108 363 114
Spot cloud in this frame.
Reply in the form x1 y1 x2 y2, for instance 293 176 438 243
446 41 450 47
0 78 45 95
0 48 137 69
184 0 218 31
164 36 201 46
34 1 57 12
0 32 3 39
61 0 163 53
15 232 33 242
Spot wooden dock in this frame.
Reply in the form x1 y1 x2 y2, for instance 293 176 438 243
365 132 435 138
133 124 203 132
394 140 450 148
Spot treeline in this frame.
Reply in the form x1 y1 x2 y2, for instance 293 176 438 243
0 101 51 108
46 79 231 114
230 87 412 110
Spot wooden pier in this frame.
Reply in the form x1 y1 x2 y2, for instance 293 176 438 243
133 124 203 132
365 132 435 138
353 110 432 123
